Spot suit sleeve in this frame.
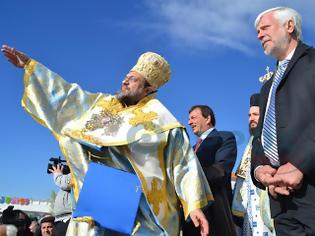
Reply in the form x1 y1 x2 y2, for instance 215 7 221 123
291 49 315 179
288 123 315 180
201 136 224 185
203 133 237 186
215 131 237 175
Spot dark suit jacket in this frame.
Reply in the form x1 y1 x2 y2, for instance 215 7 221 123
197 130 237 203
185 129 237 236
216 131 238 178
251 42 315 217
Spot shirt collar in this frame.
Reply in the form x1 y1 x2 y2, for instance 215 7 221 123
199 127 215 140
279 48 295 66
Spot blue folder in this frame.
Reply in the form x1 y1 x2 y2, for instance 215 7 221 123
73 162 142 235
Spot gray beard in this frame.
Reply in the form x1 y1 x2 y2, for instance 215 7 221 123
264 33 290 58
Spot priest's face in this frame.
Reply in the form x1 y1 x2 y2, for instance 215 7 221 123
249 106 260 134
117 71 150 105
188 108 211 136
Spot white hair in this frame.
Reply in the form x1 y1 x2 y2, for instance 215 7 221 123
255 7 302 40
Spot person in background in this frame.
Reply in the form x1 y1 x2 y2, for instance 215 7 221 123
49 165 72 235
39 215 55 236
232 93 275 236
184 105 236 236
0 206 32 236
0 224 18 236
252 6 315 235
29 218 40 236
0 225 6 236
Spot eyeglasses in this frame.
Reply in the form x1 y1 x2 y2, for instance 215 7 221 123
124 75 139 83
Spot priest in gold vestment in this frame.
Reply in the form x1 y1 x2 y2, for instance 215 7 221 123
1 45 213 236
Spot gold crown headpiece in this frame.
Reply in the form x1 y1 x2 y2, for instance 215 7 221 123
131 52 171 89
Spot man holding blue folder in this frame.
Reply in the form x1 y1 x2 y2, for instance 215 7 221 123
2 45 213 236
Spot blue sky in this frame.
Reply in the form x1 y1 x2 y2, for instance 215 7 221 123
1 0 315 200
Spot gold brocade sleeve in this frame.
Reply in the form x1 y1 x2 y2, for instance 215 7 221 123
166 128 213 219
22 59 102 136
21 60 103 199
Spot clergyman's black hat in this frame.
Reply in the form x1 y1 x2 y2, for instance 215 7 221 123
250 93 260 107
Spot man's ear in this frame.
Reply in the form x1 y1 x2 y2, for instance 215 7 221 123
286 19 295 34
206 115 212 127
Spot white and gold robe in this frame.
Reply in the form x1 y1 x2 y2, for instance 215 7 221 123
21 60 213 236
232 137 276 236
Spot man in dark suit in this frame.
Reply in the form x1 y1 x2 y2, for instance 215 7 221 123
183 105 236 236
251 6 315 236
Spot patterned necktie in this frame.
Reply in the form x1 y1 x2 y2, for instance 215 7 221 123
194 138 203 152
262 59 290 166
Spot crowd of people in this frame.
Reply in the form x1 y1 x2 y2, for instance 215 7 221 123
0 206 56 236
1 6 315 236
0 164 73 236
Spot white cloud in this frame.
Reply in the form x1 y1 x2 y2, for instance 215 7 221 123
136 0 315 54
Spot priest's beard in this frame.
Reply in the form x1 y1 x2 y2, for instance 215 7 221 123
249 126 257 136
116 90 140 106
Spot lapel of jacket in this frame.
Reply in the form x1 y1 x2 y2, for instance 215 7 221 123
204 128 218 140
195 128 218 155
278 41 310 87
200 128 218 147
260 80 273 120
259 42 310 128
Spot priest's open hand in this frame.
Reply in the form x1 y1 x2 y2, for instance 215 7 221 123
1 44 30 68
189 208 209 236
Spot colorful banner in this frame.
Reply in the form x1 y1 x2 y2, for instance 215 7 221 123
0 196 30 205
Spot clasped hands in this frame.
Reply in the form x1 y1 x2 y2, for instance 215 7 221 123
255 162 303 198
